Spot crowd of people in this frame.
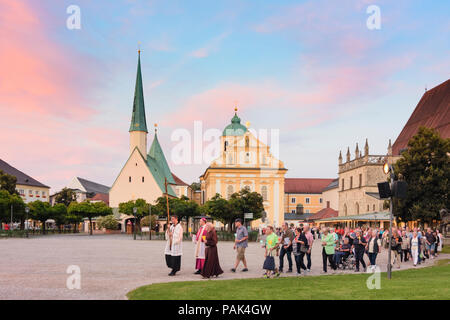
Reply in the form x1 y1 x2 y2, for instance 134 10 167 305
163 216 444 279
261 223 444 278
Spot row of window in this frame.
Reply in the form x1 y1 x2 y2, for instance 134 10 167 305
341 174 363 191
291 209 310 214
129 176 145 183
343 203 380 216
17 189 47 198
290 197 322 204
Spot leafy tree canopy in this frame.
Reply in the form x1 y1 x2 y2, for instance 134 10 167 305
394 127 450 224
0 170 18 195
54 188 77 207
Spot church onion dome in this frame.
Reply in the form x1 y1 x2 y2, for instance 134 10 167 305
222 109 248 136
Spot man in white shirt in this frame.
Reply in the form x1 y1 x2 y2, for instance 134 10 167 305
165 215 183 276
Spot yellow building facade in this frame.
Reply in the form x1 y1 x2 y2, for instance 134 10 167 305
284 178 335 214
200 109 287 227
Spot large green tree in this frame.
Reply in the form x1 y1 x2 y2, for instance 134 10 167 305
230 188 265 222
0 190 26 228
202 193 236 231
0 170 18 195
119 198 151 231
29 200 53 234
393 127 450 225
68 201 112 235
54 188 77 207
202 188 264 231
151 196 200 225
52 203 68 232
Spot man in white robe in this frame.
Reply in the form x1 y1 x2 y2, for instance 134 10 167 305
165 215 183 276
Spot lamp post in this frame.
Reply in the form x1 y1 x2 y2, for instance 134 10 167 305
133 207 137 240
25 207 30 238
149 205 152 241
10 204 13 230
383 162 394 280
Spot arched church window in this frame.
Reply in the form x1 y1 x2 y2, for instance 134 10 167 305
261 185 268 201
245 136 249 148
129 176 132 183
224 141 228 152
142 177 145 183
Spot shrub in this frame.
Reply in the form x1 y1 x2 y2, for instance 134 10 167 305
97 215 119 230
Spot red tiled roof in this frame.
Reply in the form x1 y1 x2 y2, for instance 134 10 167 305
88 193 109 205
307 208 338 221
392 79 450 155
171 173 189 186
284 178 335 194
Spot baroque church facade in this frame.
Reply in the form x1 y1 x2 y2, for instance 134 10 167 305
200 109 287 227
109 53 177 208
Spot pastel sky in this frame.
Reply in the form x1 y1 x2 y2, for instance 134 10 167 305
0 0 449 193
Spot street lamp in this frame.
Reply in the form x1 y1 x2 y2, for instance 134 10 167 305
149 205 152 241
384 162 394 280
133 207 137 240
25 207 30 238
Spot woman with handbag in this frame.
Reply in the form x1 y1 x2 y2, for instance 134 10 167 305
293 228 308 275
263 226 280 278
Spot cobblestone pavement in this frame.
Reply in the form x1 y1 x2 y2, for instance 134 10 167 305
0 234 447 299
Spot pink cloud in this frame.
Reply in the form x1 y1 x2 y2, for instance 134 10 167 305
0 0 101 120
0 0 118 192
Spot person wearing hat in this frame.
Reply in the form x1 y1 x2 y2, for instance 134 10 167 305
193 218 208 274
231 218 249 272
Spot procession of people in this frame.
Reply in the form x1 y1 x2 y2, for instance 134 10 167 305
164 217 444 279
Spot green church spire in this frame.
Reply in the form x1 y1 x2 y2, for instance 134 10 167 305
129 51 148 133
148 125 175 185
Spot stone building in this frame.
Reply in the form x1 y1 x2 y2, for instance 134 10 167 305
200 108 287 227
338 140 393 217
321 178 339 210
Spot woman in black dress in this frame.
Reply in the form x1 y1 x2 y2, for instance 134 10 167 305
201 223 224 279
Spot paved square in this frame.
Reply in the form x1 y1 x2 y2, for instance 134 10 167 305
0 234 442 299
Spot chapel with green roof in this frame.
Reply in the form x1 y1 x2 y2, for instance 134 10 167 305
109 52 177 208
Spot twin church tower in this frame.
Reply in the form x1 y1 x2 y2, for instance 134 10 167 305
109 52 176 208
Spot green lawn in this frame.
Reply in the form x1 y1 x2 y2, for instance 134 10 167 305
128 259 450 300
